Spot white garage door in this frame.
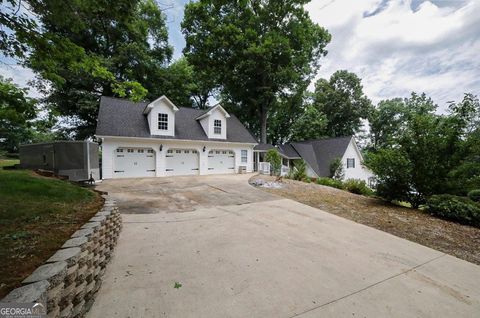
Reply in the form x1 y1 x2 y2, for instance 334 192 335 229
165 149 199 176
208 150 235 174
114 148 156 178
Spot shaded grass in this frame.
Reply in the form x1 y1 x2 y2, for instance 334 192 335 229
0 160 103 297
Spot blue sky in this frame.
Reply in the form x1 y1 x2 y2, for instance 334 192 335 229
1 0 479 111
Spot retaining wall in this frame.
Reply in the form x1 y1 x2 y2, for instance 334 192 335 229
2 197 122 317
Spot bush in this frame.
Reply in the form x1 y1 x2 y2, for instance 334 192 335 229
343 179 374 196
291 159 307 181
329 157 345 180
426 194 480 226
316 177 344 190
265 149 281 176
467 189 480 202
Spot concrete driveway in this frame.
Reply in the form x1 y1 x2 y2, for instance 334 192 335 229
88 174 480 318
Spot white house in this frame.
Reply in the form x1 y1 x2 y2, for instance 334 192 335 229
254 136 374 184
95 96 257 179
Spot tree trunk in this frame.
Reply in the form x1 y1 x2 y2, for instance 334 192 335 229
260 106 267 144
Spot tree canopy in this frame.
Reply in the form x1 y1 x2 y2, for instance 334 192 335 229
182 0 331 143
313 70 372 137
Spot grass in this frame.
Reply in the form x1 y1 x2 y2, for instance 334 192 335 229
0 159 104 298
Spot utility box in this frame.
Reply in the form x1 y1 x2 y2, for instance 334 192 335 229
19 141 100 181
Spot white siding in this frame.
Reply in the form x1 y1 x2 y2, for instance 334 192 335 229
147 99 176 136
341 139 373 182
198 108 227 140
100 137 254 179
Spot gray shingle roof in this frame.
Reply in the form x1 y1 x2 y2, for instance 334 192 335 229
253 143 276 151
290 136 353 177
278 144 301 159
96 96 257 143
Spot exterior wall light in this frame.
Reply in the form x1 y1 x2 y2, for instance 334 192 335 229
203 146 206 152
160 144 163 151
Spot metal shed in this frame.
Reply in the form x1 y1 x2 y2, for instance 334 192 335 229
19 141 100 181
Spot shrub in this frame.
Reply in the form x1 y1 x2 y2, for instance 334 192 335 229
291 159 307 181
343 179 374 196
316 177 344 190
426 194 480 226
265 149 281 176
467 189 480 202
329 157 345 180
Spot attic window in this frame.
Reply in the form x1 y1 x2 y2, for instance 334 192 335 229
214 119 221 134
158 113 168 130
347 158 355 168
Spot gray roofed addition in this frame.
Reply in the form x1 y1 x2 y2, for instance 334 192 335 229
277 144 301 159
291 136 353 177
96 96 257 143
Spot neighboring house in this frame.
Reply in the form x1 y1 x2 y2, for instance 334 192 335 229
254 136 374 183
95 96 257 179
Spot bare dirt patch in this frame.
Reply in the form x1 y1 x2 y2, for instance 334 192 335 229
250 175 480 265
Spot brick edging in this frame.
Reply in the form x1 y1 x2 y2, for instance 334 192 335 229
2 196 122 318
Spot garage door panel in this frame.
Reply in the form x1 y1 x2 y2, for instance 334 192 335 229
165 149 199 176
208 150 235 174
114 148 156 178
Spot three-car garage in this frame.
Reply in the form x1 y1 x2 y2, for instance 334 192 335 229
113 147 237 178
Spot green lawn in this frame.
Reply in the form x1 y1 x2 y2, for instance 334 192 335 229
0 160 103 298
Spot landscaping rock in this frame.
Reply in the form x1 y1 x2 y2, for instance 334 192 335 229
3 280 49 303
62 236 89 249
46 247 82 266
23 262 67 285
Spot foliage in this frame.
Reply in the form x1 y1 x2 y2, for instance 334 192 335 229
291 159 307 181
0 76 37 153
365 93 480 208
329 157 345 180
290 105 327 142
468 190 480 202
368 98 408 150
182 0 331 143
316 177 344 190
425 194 480 227
0 0 37 58
23 0 173 139
313 70 372 137
265 149 282 176
343 179 374 196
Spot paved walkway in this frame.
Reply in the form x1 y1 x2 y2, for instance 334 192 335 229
88 174 480 317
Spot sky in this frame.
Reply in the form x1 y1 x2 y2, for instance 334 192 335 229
1 0 479 112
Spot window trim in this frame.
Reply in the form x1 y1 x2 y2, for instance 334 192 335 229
347 158 355 168
241 150 248 163
213 119 222 134
158 113 168 130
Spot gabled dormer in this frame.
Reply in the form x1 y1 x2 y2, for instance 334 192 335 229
143 96 179 136
195 104 230 139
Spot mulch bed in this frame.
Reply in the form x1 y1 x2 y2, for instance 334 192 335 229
250 175 480 265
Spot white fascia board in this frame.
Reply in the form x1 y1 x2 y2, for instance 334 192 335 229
143 95 179 114
96 135 258 146
195 104 230 120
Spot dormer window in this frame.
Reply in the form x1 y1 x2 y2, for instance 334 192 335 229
158 113 168 130
214 120 222 134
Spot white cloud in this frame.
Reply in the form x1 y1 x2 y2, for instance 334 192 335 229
0 62 41 98
306 0 480 111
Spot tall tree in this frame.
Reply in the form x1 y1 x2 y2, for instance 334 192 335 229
368 98 408 150
290 105 327 142
24 0 173 138
182 0 331 143
313 70 372 137
0 76 37 153
365 93 479 207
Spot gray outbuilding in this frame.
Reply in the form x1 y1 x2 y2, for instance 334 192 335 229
19 141 100 181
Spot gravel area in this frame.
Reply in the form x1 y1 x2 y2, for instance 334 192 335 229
250 175 480 265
